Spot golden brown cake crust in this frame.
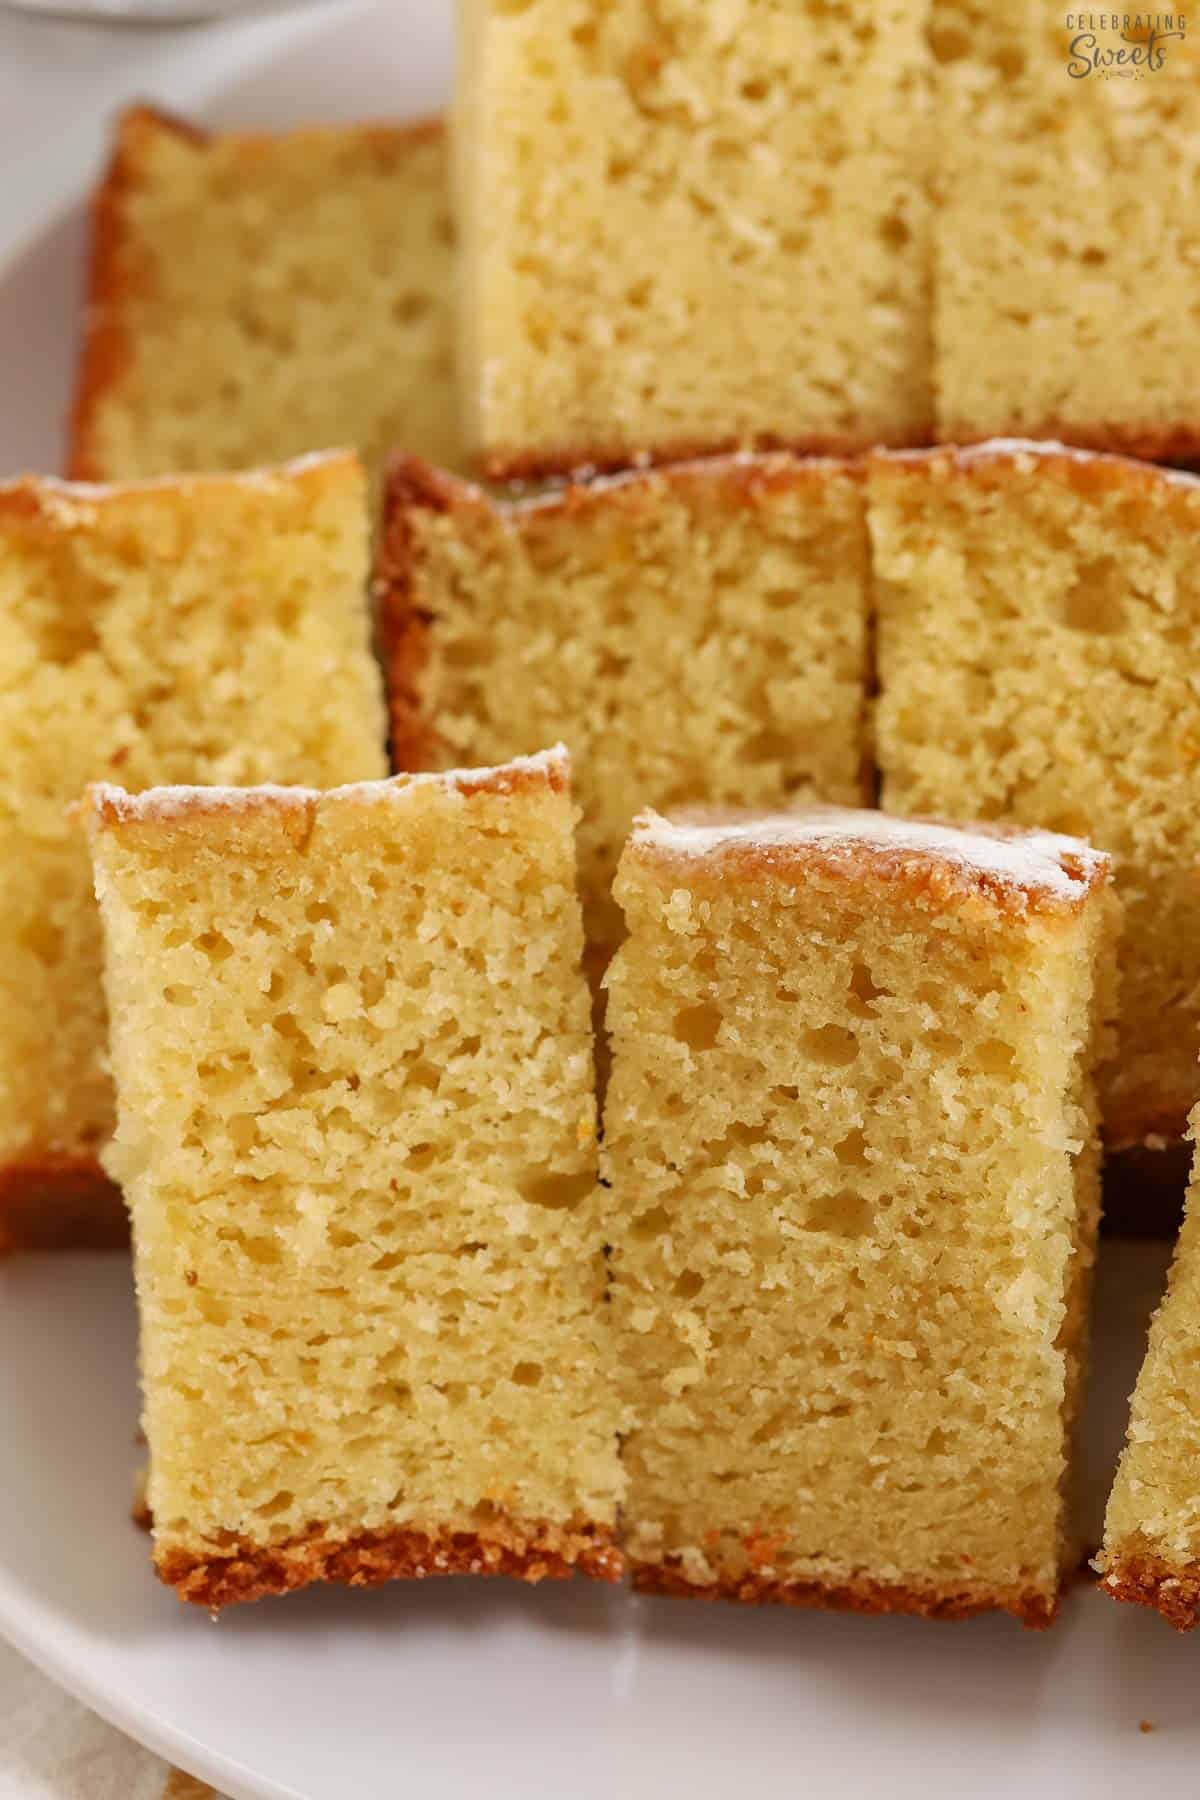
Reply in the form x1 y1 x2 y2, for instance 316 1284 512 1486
159 1520 623 1610
67 104 446 483
628 808 1110 925
0 1155 127 1255
1099 1554 1200 1630
938 421 1200 469
874 438 1200 511
478 429 922 486
633 1559 1057 1629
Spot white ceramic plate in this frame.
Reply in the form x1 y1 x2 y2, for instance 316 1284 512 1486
3 10 1200 1796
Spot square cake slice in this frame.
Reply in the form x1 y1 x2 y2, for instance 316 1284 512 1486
1099 1114 1200 1628
85 748 624 1609
0 452 385 1254
380 453 871 955
455 0 934 477
70 106 459 488
604 805 1117 1625
870 441 1200 1153
933 2 1200 458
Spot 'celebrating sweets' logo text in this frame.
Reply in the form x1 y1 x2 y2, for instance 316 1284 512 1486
1065 12 1187 75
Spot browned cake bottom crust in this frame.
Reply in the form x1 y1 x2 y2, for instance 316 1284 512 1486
633 1561 1058 1629
160 1519 623 1609
1100 1555 1200 1630
0 1156 127 1255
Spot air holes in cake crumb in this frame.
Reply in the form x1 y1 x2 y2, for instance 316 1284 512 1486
673 1001 722 1050
674 1270 703 1300
519 1170 594 1209
1061 565 1128 636
163 985 196 1008
195 930 234 964
633 1205 671 1240
393 292 432 325
977 1038 1015 1076
805 1190 874 1238
744 727 796 765
879 214 911 252
833 1128 869 1169
404 1142 437 1172
992 44 1026 80
511 1361 543 1387
802 1024 859 1067
305 900 337 926
848 961 886 1016
257 1489 294 1519
928 22 970 61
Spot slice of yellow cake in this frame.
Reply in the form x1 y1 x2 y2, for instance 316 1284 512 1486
0 452 385 1254
933 2 1200 457
870 441 1200 1153
70 106 459 488
455 0 934 478
605 805 1118 1625
1099 1109 1200 1627
380 453 871 954
85 748 623 1609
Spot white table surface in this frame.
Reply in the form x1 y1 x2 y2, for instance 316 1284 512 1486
0 12 358 1793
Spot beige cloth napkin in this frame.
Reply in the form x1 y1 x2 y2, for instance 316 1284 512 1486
0 1634 220 1800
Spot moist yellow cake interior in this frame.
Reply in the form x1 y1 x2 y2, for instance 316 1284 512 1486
455 0 934 472
387 457 870 951
604 810 1117 1618
870 445 1200 1147
0 455 385 1186
88 757 623 1581
1099 1104 1200 1624
73 110 460 488
932 2 1200 454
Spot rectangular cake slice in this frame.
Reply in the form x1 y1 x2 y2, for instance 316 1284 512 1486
85 748 624 1608
70 106 459 487
605 805 1117 1624
933 3 1200 457
455 0 934 477
0 453 385 1253
380 453 871 954
870 441 1200 1153
1099 1113 1200 1628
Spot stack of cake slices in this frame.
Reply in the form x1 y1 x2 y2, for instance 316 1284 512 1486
3 0 1200 1641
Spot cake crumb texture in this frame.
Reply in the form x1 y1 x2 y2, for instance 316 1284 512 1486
932 2 1200 457
1098 1102 1200 1629
0 453 386 1251
381 454 871 951
604 803 1117 1623
456 0 933 476
71 106 459 488
870 442 1200 1148
86 753 623 1606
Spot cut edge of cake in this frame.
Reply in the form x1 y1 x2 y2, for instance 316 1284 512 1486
0 448 375 1259
85 745 625 1607
377 447 870 776
67 103 447 484
607 802 1117 1626
1096 1098 1200 1631
869 436 1200 1155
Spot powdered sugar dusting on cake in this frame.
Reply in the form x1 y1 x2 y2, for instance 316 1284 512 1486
634 804 1109 903
880 438 1200 491
87 746 570 827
